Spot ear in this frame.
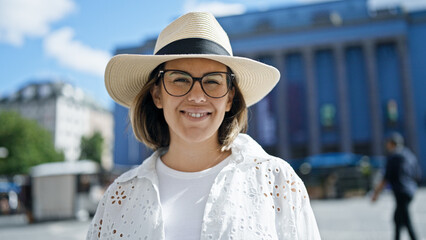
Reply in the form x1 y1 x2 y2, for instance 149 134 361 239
150 85 163 109
225 87 235 112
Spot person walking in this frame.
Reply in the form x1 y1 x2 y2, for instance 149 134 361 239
86 12 320 239
372 132 421 240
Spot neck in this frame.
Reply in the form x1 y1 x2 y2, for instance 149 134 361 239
161 136 231 172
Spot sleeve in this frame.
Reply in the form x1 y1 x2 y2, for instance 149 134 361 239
273 160 321 239
296 184 321 239
86 187 109 240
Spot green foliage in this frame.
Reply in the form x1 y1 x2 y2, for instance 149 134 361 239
79 131 104 165
0 111 64 175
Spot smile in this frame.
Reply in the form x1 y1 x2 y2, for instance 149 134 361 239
180 110 211 119
187 112 209 118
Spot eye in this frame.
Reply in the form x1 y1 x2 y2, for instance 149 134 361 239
165 71 192 84
204 79 221 85
203 74 225 85
173 78 190 83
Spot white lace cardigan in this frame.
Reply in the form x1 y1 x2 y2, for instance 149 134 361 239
87 134 321 239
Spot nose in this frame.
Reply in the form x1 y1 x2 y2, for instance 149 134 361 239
186 81 206 103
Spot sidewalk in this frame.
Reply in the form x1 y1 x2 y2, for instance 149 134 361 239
0 214 28 227
312 188 426 240
0 188 425 239
0 218 89 240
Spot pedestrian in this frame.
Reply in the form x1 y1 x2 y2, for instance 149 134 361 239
87 12 320 239
372 132 421 240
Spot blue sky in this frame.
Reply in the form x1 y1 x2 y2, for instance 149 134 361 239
1 0 425 110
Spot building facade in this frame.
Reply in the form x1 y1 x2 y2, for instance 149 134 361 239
112 0 426 179
0 82 114 169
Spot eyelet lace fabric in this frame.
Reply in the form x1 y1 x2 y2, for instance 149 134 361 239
87 134 320 240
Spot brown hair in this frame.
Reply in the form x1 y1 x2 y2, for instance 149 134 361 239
129 64 247 150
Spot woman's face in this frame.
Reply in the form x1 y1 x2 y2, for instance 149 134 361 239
151 58 235 146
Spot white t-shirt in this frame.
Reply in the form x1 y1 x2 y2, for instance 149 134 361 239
156 156 231 240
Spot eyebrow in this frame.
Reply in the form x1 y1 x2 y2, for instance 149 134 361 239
166 70 190 75
163 69 229 77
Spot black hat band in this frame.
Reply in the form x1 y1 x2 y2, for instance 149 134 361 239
155 38 231 56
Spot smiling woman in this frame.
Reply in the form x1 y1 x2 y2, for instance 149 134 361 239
87 12 320 240
149 58 236 157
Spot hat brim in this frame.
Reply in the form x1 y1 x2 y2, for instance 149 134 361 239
105 54 280 107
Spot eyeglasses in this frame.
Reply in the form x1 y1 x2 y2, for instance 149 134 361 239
157 70 234 98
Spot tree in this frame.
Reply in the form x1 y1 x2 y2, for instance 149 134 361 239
0 111 64 175
79 131 104 165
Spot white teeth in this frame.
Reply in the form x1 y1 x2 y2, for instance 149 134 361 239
188 112 205 118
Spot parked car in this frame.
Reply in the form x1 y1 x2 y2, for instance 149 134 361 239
288 153 384 199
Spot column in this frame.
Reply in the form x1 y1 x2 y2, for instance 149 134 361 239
396 36 419 156
274 52 291 159
363 40 382 156
334 44 352 152
303 47 321 155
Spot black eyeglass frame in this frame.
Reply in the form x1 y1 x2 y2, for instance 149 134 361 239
157 69 235 98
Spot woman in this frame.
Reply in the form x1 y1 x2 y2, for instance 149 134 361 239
87 12 320 239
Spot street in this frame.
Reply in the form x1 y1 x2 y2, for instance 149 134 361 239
0 188 425 239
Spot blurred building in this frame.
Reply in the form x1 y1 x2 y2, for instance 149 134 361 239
0 81 114 169
111 0 426 179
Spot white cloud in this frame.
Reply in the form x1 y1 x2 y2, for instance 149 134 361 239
184 0 246 17
43 27 111 76
0 0 75 46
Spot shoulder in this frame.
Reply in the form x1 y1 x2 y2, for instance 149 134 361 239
231 134 297 177
97 151 160 201
242 155 297 180
114 150 160 183
402 148 417 162
114 167 141 184
250 156 305 193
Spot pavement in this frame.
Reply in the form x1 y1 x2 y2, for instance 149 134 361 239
312 188 426 240
0 188 425 240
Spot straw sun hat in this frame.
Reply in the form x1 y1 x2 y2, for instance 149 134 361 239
105 12 280 107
